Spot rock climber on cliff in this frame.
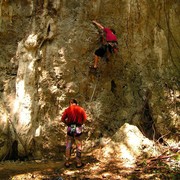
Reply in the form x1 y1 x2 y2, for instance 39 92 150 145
90 20 118 70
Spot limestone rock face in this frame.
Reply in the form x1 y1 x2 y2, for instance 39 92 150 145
0 0 179 160
98 123 158 164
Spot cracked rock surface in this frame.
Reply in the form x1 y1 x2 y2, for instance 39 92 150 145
0 0 179 161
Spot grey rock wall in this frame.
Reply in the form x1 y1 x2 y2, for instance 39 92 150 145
0 0 179 160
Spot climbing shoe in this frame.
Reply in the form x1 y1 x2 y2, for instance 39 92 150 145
89 65 98 70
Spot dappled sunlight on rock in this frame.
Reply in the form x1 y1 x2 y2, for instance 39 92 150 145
96 123 160 166
24 34 38 49
0 106 8 124
64 169 80 176
0 2 179 180
90 164 100 171
58 48 66 63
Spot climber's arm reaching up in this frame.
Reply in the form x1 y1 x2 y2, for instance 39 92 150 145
92 20 104 30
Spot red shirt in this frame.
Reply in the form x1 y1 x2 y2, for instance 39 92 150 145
104 28 117 42
61 105 87 126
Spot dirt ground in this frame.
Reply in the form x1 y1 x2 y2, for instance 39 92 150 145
0 151 179 180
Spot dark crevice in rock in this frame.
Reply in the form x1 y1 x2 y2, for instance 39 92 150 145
138 90 164 143
111 80 116 93
6 140 30 161
6 140 18 161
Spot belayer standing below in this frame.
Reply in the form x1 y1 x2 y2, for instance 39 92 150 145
90 20 118 69
61 98 87 168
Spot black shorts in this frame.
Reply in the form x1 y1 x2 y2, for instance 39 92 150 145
95 44 113 57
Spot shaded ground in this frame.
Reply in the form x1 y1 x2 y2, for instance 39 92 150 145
0 151 179 180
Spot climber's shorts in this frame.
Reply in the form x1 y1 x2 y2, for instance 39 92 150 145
95 45 107 57
95 44 113 57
